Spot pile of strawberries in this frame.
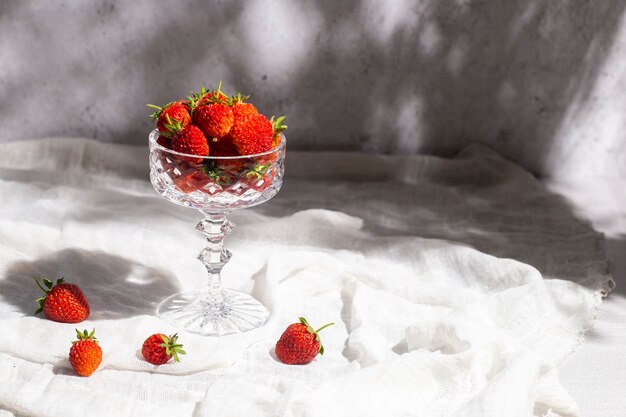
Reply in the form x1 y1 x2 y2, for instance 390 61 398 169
149 84 286 196
149 84 286 161
35 277 333 376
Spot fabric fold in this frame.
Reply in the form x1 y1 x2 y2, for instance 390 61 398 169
0 139 610 417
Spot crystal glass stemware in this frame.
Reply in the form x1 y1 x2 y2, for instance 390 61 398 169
148 129 285 336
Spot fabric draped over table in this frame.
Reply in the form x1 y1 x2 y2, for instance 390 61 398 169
0 139 611 417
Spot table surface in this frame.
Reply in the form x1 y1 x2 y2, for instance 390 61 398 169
0 140 623 417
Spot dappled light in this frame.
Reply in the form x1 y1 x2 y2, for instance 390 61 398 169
1 1 625 177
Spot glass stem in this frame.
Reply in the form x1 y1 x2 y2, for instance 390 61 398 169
196 210 234 307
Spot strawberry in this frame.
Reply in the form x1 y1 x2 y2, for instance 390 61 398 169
275 317 334 365
34 277 90 323
231 94 258 121
69 328 102 377
174 170 212 193
208 134 247 173
141 333 186 365
156 135 172 149
230 99 259 141
210 134 239 157
255 116 286 165
148 101 191 137
192 103 234 139
230 114 275 155
171 124 210 164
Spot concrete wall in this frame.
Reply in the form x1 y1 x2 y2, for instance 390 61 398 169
1 0 625 178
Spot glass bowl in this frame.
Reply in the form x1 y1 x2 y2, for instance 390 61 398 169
148 129 285 336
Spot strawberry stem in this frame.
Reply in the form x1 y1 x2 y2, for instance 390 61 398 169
315 322 335 333
33 277 48 294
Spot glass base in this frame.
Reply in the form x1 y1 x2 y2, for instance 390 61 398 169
156 289 270 336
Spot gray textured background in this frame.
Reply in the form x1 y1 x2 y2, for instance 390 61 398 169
1 0 625 178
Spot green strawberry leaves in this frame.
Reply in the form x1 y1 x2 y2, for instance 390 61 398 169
159 333 186 362
201 161 232 185
231 92 251 105
162 114 185 137
245 162 271 180
73 328 98 344
192 81 232 107
202 160 270 184
271 115 287 141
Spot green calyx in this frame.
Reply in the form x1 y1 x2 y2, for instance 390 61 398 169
271 115 287 142
230 92 251 105
299 317 334 355
245 162 271 180
162 114 184 137
192 81 233 107
185 93 198 113
34 277 64 315
160 333 186 362
189 85 209 113
73 328 98 344
201 161 232 185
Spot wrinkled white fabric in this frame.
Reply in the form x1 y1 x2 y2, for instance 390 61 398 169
0 139 611 417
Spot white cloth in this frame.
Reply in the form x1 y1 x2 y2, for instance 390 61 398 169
0 139 612 417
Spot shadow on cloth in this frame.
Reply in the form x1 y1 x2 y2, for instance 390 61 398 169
605 237 626 296
0 248 180 319
259 148 611 291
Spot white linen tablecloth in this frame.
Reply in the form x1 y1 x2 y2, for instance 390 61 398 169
0 139 613 417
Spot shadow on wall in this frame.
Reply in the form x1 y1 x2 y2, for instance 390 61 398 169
0 0 625 175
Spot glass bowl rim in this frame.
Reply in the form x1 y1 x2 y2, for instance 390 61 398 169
149 129 286 160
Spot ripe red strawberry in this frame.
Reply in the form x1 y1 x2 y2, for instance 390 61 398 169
148 101 191 137
257 117 285 165
171 124 209 163
210 134 239 157
69 328 102 377
230 114 275 155
174 170 212 193
232 96 258 121
230 100 258 139
209 134 244 169
34 277 90 323
141 333 186 365
275 317 334 365
192 103 234 139
156 135 172 149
